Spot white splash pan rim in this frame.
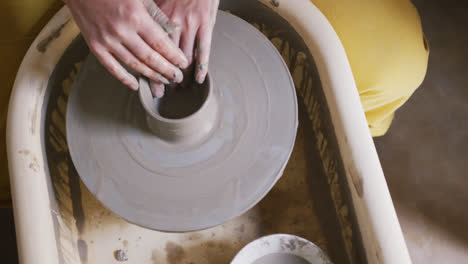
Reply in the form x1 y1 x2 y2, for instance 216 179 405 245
6 1 411 263
231 234 332 264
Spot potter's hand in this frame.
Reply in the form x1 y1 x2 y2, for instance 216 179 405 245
65 0 189 90
150 0 219 97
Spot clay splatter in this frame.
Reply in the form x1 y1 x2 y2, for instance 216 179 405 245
19 149 40 171
114 250 128 262
77 239 88 263
346 164 364 197
37 19 70 53
187 233 203 241
165 242 185 264
28 156 40 172
151 249 163 264
235 224 245 233
18 149 30 155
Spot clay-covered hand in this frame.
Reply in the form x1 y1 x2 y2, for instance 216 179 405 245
65 0 189 90
150 0 219 97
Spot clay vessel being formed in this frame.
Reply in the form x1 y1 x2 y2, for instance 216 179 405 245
138 74 217 144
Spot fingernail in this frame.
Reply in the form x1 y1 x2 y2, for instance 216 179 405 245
179 54 189 69
195 63 208 84
196 72 206 84
157 75 170 85
129 77 139 90
173 68 184 83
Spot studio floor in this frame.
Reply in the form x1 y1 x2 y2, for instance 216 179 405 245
1 0 467 263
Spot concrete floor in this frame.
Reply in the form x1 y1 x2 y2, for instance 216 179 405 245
1 0 467 263
374 0 468 263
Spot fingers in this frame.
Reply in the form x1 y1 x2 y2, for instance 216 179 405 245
142 0 179 35
139 17 188 69
143 0 183 67
150 80 165 98
124 34 184 83
91 44 138 90
195 23 214 84
170 30 181 49
180 25 198 66
111 43 169 84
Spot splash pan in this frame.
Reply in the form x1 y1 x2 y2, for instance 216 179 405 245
7 0 411 263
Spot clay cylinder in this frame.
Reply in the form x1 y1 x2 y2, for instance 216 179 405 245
138 74 217 144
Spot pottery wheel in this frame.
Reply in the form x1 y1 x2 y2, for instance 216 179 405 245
67 11 298 232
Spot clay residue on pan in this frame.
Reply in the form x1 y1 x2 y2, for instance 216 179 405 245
268 31 359 261
37 19 70 53
18 149 40 172
114 249 128 262
69 155 85 233
242 12 362 261
185 240 238 263
45 58 101 263
165 242 185 264
234 224 245 233
30 98 39 135
187 233 203 241
279 237 309 251
18 149 30 155
122 239 129 247
77 239 88 263
28 156 40 172
346 164 364 198
151 249 163 264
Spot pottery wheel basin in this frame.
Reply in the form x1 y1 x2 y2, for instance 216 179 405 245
6 0 412 263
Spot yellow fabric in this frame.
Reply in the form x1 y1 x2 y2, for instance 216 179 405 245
311 0 429 136
0 0 429 205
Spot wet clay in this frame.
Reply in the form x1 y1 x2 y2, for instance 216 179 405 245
66 11 298 232
252 253 310 264
138 73 217 143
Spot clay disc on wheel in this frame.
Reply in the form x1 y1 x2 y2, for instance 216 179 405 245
67 11 298 232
